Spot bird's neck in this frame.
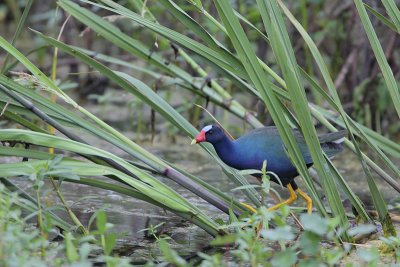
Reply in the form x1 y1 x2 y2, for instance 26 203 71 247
212 136 236 165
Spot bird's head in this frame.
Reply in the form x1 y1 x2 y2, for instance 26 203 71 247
191 124 225 145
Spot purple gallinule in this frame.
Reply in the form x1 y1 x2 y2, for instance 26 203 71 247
191 124 347 213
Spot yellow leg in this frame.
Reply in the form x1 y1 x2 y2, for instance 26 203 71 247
240 202 262 235
267 184 297 211
240 202 257 214
296 188 313 214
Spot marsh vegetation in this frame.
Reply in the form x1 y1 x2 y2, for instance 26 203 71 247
0 0 399 266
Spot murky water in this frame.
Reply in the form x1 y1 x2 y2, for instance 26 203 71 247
58 150 229 261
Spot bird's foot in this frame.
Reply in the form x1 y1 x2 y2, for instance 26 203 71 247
267 184 297 212
296 188 313 214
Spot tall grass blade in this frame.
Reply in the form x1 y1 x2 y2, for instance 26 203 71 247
381 0 400 32
353 0 400 118
364 3 398 32
1 0 34 74
70 0 244 78
73 0 252 82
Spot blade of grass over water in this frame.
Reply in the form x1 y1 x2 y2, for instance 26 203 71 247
1 71 250 215
0 32 252 216
33 30 260 208
0 145 168 208
0 157 220 236
0 128 221 233
0 129 194 215
1 77 228 235
0 31 255 219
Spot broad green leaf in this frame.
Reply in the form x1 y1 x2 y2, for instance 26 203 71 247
300 213 329 236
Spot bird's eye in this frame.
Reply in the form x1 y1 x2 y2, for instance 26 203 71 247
207 130 213 135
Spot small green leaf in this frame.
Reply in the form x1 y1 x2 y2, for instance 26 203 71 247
78 242 91 261
96 210 107 234
300 213 328 236
271 249 297 267
65 232 79 263
299 231 321 256
261 226 294 241
238 169 263 175
105 232 117 255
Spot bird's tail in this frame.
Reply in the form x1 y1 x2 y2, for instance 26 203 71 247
319 130 348 158
318 129 348 143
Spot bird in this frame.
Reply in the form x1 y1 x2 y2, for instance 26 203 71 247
191 124 347 214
